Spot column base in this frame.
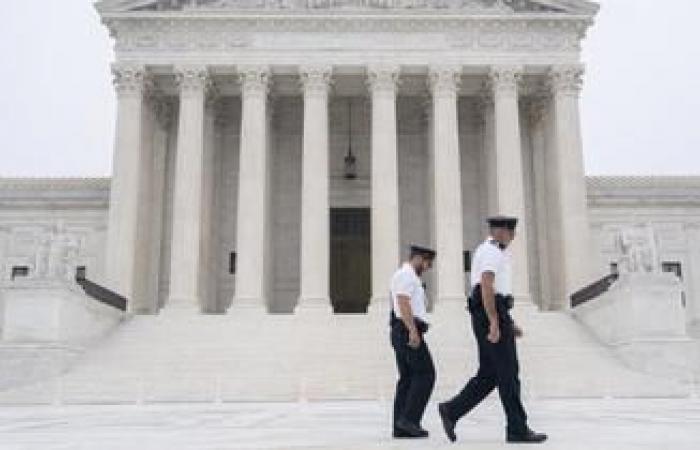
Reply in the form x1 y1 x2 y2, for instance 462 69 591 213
431 294 468 317
230 296 268 314
368 295 391 321
295 297 333 315
163 297 202 315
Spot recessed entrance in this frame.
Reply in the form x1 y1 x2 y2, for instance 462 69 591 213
330 208 371 314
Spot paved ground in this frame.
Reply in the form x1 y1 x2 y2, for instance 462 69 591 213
0 398 699 449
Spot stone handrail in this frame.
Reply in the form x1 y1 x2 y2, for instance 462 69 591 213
75 273 128 312
570 273 619 308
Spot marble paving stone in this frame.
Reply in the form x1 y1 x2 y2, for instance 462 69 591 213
0 399 699 450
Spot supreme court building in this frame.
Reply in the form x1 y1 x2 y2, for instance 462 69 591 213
95 0 600 315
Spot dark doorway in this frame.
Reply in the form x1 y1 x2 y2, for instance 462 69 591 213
330 208 371 313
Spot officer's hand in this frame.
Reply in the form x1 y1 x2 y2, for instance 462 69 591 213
408 329 421 349
513 324 524 339
487 321 501 344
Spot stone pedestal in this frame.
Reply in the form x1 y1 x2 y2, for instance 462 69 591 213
573 272 693 378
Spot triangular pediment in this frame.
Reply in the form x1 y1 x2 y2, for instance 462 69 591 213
96 0 599 15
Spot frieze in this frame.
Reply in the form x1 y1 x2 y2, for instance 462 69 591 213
109 17 588 56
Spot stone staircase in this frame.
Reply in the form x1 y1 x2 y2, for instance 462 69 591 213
0 303 694 405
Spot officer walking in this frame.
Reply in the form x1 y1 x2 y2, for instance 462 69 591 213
389 245 437 439
438 216 547 444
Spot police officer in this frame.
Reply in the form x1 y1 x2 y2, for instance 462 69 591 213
389 245 437 439
438 216 547 444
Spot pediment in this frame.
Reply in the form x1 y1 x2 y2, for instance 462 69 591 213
96 0 599 15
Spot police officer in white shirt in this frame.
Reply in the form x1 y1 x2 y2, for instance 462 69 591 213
438 216 547 444
389 245 437 439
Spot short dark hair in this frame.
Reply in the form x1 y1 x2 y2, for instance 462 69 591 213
410 245 437 260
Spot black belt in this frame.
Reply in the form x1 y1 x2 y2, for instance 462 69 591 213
390 310 430 334
468 285 514 313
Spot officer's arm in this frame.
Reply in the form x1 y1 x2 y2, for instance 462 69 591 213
397 295 419 336
481 271 499 326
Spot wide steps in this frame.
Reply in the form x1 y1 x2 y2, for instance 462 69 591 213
0 305 694 405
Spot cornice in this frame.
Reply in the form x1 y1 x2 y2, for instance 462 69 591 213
102 12 594 35
586 176 700 208
586 176 700 189
0 178 111 191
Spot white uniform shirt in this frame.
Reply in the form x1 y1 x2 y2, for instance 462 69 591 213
390 263 429 323
470 238 513 296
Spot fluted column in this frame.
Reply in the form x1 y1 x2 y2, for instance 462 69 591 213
547 64 593 307
428 66 466 307
367 65 401 310
296 65 332 313
233 66 270 312
105 64 152 307
684 223 700 327
167 66 209 311
489 66 531 304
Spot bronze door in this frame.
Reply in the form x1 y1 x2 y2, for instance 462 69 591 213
330 208 371 313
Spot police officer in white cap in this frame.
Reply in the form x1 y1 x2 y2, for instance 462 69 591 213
438 216 547 444
389 245 437 439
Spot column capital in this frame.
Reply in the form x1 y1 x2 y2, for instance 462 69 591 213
488 65 523 96
238 65 270 97
548 64 585 97
428 65 462 97
367 64 400 95
111 63 151 97
299 65 333 97
175 65 210 96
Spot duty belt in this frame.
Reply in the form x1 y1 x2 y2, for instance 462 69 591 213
468 285 514 313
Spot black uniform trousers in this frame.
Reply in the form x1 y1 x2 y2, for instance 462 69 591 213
390 316 436 427
441 288 528 435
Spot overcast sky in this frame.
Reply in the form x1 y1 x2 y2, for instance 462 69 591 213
0 0 698 177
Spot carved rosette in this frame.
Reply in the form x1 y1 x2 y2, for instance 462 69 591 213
488 65 522 97
175 65 211 97
548 64 584 97
367 65 400 97
112 64 150 97
428 65 461 99
299 65 333 98
238 65 270 98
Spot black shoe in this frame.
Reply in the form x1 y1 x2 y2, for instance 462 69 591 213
394 418 429 438
393 428 412 439
438 403 457 443
506 429 548 444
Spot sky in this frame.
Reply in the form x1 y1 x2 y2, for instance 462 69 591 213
0 0 698 177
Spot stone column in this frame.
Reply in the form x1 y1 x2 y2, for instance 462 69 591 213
547 64 593 306
428 66 466 307
296 65 332 313
167 66 209 311
144 98 173 314
489 66 531 303
233 66 270 312
104 64 152 305
684 223 700 329
367 65 401 310
526 95 553 309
